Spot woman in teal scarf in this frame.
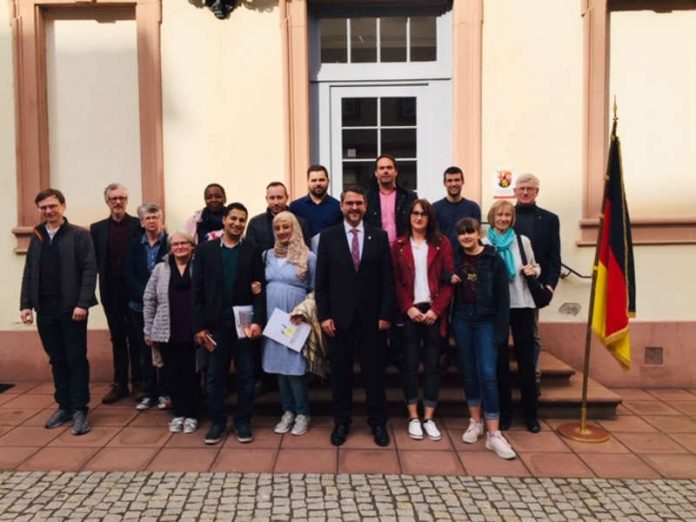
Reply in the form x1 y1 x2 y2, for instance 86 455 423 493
483 200 541 433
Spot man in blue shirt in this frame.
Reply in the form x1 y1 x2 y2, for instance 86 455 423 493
433 166 481 250
288 165 342 250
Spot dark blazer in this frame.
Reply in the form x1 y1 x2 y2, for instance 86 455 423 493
514 204 561 289
125 232 169 306
191 238 266 333
315 222 394 330
365 179 417 238
90 214 141 302
246 209 311 252
20 220 98 313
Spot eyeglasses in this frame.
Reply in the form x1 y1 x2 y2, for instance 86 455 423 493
108 196 127 202
411 211 427 217
170 241 192 248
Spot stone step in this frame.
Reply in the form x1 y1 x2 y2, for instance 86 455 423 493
364 350 575 388
250 365 620 420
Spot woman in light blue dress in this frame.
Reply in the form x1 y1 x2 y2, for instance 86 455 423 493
263 211 316 436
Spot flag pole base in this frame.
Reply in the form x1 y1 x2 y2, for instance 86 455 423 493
557 422 610 443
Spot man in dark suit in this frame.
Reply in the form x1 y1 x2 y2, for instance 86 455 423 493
316 185 395 447
192 202 266 445
90 183 142 404
513 173 561 392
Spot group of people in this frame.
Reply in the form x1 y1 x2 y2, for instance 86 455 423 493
19 154 560 462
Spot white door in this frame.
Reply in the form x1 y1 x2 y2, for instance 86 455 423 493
323 83 449 198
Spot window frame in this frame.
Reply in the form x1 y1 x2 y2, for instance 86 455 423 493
581 0 696 245
9 0 163 253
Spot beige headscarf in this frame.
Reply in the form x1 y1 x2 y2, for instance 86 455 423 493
273 211 309 279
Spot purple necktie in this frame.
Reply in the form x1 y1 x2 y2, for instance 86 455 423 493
351 228 360 271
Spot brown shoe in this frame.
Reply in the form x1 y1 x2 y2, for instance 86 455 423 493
102 384 128 404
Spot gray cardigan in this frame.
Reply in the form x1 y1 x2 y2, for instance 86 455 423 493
143 254 193 343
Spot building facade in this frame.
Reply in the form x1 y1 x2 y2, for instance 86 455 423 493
2 0 695 386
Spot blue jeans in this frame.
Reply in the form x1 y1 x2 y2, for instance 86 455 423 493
206 318 256 428
451 308 499 420
277 374 310 416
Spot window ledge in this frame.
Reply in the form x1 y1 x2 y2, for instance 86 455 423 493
577 217 696 245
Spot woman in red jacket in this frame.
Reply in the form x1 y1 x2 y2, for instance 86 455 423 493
392 199 454 441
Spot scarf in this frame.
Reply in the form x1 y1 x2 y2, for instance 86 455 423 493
487 227 517 280
197 207 224 244
168 254 192 290
273 211 309 279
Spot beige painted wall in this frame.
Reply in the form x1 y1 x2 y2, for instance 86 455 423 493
161 1 285 233
481 0 587 321
46 16 142 228
1 5 27 332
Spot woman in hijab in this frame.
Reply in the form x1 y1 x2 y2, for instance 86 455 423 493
262 211 317 436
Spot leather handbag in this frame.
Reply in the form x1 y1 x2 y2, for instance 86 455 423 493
516 234 553 309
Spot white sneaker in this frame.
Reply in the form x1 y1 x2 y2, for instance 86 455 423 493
422 419 442 441
274 411 295 434
486 431 517 460
183 418 199 434
408 419 423 440
157 396 172 410
169 416 184 433
291 414 310 436
462 418 484 444
136 397 154 410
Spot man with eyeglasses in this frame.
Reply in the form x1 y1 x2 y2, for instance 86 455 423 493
90 183 143 404
316 186 394 447
21 188 97 435
513 173 561 395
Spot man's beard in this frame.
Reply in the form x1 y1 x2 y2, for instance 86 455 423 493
310 186 327 198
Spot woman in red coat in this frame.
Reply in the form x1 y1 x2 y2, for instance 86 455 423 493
392 199 454 441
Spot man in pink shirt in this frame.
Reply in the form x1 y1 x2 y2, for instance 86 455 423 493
365 154 417 244
365 154 417 373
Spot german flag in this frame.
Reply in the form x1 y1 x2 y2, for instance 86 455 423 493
591 119 636 369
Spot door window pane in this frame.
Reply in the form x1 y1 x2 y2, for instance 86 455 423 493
396 161 417 191
342 98 377 127
350 18 377 63
380 17 407 62
320 18 347 63
381 97 416 126
343 129 378 159
342 161 374 189
381 129 416 158
410 16 436 61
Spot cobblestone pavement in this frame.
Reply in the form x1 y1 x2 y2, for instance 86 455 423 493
0 471 694 521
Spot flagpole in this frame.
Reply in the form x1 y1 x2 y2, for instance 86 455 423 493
557 101 619 443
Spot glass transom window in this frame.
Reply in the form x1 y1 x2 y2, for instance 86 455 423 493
320 16 436 64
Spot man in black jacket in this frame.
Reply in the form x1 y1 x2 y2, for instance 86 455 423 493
20 188 97 435
316 186 394 447
246 181 310 251
90 183 142 404
192 202 266 445
365 154 417 245
513 173 561 389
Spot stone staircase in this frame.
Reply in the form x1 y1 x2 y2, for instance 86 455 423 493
251 350 622 419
